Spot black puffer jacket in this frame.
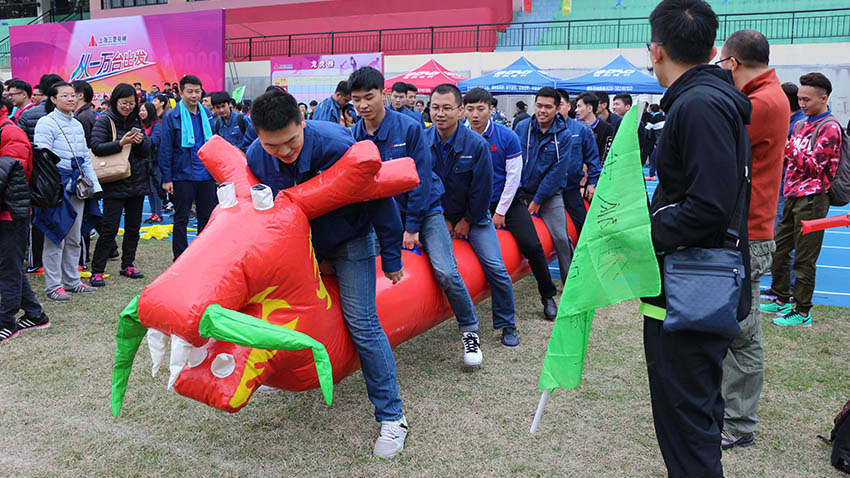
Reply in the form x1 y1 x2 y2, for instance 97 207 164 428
0 156 31 220
90 109 151 199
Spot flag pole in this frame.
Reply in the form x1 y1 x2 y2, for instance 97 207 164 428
529 389 550 434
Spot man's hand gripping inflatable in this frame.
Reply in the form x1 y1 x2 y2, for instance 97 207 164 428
112 137 419 415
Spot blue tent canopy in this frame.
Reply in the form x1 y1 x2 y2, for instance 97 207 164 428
457 56 559 94
556 55 666 94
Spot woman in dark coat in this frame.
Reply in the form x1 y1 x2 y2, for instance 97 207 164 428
89 83 151 287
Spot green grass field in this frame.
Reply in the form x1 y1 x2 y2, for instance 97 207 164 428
1 238 847 477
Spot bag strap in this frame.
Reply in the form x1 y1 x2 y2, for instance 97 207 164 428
723 165 750 248
109 116 118 142
49 114 86 175
238 113 246 135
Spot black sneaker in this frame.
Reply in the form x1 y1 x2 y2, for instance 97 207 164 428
0 324 20 342
720 430 754 450
16 312 51 334
542 296 557 321
501 327 520 347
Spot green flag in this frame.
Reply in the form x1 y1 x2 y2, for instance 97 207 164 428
232 86 245 103
538 106 661 390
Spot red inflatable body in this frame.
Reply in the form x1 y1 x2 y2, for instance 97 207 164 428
137 137 577 412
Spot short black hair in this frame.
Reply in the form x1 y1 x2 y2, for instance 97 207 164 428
431 83 462 106
650 103 661 113
516 100 527 110
210 91 232 107
153 93 170 105
250 87 302 132
165 82 171 86
309 100 318 107
38 73 64 96
72 80 93 103
723 30 770 66
613 93 633 107
594 91 610 106
577 92 599 112
535 87 561 107
265 85 284 93
799 72 832 97
415 100 424 107
462 87 492 106
650 0 718 65
781 82 800 112
335 80 351 96
406 83 418 94
555 88 570 105
348 66 384 93
133 82 141 87
7 79 32 98
179 75 202 91
391 82 408 94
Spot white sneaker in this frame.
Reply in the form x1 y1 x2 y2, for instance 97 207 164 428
462 331 483 366
373 416 408 458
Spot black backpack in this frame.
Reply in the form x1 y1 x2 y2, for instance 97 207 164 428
820 398 850 474
29 147 63 209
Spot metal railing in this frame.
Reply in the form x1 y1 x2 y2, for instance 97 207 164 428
0 7 87 68
226 8 850 61
0 2 39 19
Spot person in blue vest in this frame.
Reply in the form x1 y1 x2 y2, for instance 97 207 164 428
513 87 574 283
426 83 519 347
349 66 484 365
463 87 559 321
158 75 217 260
244 87 409 459
209 91 255 154
312 81 352 125
555 89 602 238
390 82 426 128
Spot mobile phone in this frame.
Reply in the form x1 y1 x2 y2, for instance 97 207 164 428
130 127 142 135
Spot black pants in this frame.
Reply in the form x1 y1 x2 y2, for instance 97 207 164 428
644 316 731 478
1 219 42 329
490 197 556 299
29 220 44 268
92 196 145 274
172 180 218 260
562 188 586 238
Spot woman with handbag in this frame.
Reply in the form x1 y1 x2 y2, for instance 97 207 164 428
89 83 151 287
33 81 102 301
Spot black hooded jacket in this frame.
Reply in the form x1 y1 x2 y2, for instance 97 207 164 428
642 64 754 322
90 108 151 199
0 157 30 220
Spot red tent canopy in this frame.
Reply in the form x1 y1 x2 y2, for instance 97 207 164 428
384 59 468 94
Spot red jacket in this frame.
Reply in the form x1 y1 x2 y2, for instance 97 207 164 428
0 107 34 221
741 69 790 241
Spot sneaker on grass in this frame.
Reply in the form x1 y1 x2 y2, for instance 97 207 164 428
69 283 97 293
90 273 106 287
0 324 19 342
120 266 144 279
47 287 72 301
772 310 812 327
461 331 482 366
16 312 51 334
501 327 519 347
373 416 408 458
721 430 754 450
760 300 791 315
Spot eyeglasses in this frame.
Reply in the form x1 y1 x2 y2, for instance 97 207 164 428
9 90 26 97
117 100 136 108
430 105 458 113
714 56 737 66
646 41 664 50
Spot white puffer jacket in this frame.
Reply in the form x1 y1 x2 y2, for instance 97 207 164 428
33 109 103 193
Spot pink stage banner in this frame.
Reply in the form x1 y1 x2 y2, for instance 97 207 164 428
271 53 383 104
10 10 225 95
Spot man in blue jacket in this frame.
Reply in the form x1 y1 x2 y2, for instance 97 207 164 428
555 89 602 237
312 81 352 125
514 87 574 283
390 82 426 128
245 88 409 459
464 87 559 321
210 91 255 153
427 83 519 347
349 66 483 366
158 75 217 260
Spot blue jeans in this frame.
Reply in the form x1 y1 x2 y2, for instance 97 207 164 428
467 220 517 330
328 232 403 422
418 211 479 332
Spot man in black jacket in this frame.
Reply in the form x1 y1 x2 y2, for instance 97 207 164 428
73 80 96 147
641 1 752 477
